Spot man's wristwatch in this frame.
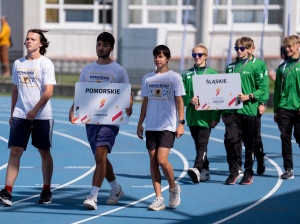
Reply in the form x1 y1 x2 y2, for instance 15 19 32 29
178 120 185 125
249 94 253 101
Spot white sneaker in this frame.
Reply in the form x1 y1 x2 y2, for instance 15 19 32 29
187 168 200 183
106 185 124 205
169 184 181 208
148 197 165 211
200 169 210 182
83 195 97 210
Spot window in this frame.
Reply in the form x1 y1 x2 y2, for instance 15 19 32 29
213 0 283 30
43 0 113 29
128 0 196 30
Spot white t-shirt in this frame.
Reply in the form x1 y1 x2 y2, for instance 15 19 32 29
12 56 56 119
79 61 129 84
141 70 185 132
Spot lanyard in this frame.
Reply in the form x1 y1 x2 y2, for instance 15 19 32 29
232 58 249 74
194 66 208 76
280 58 300 94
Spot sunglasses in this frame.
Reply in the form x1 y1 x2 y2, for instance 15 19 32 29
234 47 247 52
192 53 205 58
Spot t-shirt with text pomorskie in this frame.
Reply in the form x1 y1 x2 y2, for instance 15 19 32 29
12 56 56 119
79 61 129 84
141 70 186 132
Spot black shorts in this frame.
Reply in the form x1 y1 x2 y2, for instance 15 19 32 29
8 117 54 151
145 130 175 150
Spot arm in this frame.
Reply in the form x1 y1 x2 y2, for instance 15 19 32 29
125 92 134 117
175 95 185 138
9 85 18 125
26 85 54 121
69 102 75 123
137 97 148 140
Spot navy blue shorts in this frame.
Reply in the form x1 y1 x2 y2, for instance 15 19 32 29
8 117 54 151
85 124 119 155
145 130 175 150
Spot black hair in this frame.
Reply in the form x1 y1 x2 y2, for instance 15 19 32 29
26 29 49 55
97 32 115 47
153 45 171 58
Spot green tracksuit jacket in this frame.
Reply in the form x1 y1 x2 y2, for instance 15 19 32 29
251 56 269 104
182 65 221 128
274 56 300 113
224 57 266 116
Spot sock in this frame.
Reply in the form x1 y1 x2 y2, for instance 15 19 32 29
5 186 12 194
43 185 51 190
90 186 99 197
109 179 120 190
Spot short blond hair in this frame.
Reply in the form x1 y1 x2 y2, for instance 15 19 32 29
283 35 300 47
192 44 208 56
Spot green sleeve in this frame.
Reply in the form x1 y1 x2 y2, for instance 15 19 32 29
211 110 221 122
259 64 269 103
252 67 265 100
273 68 283 113
181 73 191 107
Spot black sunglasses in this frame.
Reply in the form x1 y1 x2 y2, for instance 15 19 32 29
234 47 247 52
192 53 205 58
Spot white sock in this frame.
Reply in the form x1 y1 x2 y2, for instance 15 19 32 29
90 186 99 197
109 179 119 190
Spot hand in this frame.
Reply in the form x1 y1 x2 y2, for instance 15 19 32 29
137 124 144 140
26 108 38 121
190 97 199 106
125 107 133 117
237 93 249 102
258 105 266 115
222 116 225 123
69 110 75 123
274 114 278 123
211 120 218 128
9 116 12 125
175 124 184 138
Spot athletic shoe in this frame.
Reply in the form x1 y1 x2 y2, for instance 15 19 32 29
225 172 239 185
148 197 165 211
280 169 294 179
187 168 200 183
38 189 52 204
238 166 244 177
83 195 98 210
200 169 210 182
257 157 265 175
239 173 253 185
106 185 124 205
0 188 12 206
169 184 181 208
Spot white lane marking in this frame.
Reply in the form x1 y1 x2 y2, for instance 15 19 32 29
12 130 96 205
0 136 8 171
72 130 189 224
212 156 283 224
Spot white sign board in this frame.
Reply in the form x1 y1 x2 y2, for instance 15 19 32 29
192 73 243 110
73 82 131 124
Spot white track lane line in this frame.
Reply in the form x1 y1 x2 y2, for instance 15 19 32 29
0 136 8 171
184 131 283 224
72 131 189 224
10 130 96 205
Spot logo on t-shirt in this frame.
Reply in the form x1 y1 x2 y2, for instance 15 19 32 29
148 82 172 100
17 69 38 87
87 73 114 83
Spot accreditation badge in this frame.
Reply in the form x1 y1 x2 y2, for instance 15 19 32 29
73 82 131 124
192 73 243 110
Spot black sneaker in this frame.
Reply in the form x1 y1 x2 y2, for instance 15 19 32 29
280 169 294 179
225 172 239 185
38 189 52 204
257 158 265 175
0 188 12 206
239 173 253 185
